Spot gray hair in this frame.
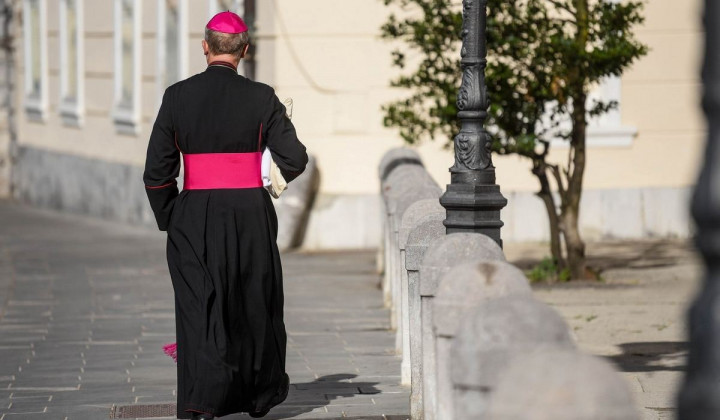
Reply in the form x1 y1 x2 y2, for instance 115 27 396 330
204 28 250 59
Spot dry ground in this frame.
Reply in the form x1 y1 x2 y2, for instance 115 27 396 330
506 239 700 420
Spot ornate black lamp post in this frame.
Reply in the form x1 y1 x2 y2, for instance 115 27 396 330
439 0 507 246
678 1 720 418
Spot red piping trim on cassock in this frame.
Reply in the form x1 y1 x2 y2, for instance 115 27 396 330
258 122 263 151
145 182 177 190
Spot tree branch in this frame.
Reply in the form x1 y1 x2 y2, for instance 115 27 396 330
548 163 567 198
546 0 576 18
532 160 565 265
537 139 550 159
554 17 577 27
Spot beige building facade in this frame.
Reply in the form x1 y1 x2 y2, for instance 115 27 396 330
5 0 704 249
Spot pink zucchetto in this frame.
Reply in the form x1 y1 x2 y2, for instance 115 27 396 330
206 11 248 34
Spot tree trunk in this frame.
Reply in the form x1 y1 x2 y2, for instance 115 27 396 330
564 91 588 279
560 0 590 280
532 161 564 268
562 205 586 279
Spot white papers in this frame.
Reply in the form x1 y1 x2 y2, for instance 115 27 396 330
261 147 272 188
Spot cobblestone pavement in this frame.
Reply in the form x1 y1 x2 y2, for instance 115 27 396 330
0 200 698 420
506 240 700 420
0 201 409 420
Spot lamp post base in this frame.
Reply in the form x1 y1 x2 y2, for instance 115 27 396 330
440 183 507 247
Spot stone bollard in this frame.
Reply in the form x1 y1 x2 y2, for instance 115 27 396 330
382 165 437 201
390 187 442 352
381 203 392 308
378 147 423 182
433 262 533 419
377 148 423 291
405 214 447 420
381 164 436 312
382 165 439 328
419 233 505 420
485 349 639 420
451 296 575 419
397 199 445 386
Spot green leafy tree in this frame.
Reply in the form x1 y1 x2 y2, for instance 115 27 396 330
382 0 647 279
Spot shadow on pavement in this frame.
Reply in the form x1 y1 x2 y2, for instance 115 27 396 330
511 239 695 274
586 240 695 272
605 341 688 373
242 373 386 420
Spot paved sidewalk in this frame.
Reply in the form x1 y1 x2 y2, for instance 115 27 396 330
0 199 698 420
0 201 409 420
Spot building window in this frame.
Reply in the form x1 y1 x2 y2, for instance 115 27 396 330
546 78 637 149
584 76 637 147
585 0 636 146
157 0 187 105
59 0 84 127
112 0 141 135
208 0 243 18
548 0 636 148
23 0 48 121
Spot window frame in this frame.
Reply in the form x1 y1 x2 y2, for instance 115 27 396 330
208 0 243 19
59 0 85 127
584 75 637 148
551 0 637 149
156 0 188 108
22 0 48 122
207 0 246 76
112 0 142 135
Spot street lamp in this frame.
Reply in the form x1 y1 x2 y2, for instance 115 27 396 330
678 1 720 418
439 0 507 246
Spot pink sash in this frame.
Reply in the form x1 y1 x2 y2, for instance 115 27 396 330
183 152 263 190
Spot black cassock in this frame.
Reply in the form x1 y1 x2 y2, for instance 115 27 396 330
143 63 308 418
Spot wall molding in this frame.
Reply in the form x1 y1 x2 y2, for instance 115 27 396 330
112 0 142 135
22 0 48 122
59 0 85 127
156 0 189 109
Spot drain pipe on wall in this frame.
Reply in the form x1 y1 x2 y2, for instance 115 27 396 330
0 0 18 199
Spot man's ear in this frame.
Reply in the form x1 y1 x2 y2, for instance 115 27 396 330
240 43 250 59
202 39 209 56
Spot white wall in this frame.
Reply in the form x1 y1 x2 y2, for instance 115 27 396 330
10 0 704 249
